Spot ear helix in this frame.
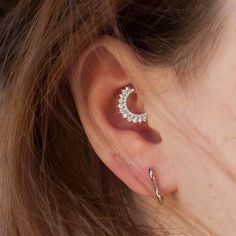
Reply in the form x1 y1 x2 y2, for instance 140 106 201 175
117 86 147 124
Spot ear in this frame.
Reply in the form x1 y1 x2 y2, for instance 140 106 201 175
71 35 177 199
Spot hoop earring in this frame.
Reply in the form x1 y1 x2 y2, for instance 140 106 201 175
148 168 164 205
117 86 147 123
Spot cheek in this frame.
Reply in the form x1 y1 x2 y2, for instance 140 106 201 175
178 70 236 153
185 12 236 148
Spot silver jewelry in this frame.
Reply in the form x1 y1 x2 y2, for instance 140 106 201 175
148 168 164 205
117 86 147 123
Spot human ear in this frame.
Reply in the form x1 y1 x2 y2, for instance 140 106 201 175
71 35 177 199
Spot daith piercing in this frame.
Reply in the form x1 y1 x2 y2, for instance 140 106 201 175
117 86 148 124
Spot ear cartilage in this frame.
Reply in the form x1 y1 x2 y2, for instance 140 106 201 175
117 86 147 124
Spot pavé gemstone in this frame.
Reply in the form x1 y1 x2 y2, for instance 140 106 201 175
117 86 147 124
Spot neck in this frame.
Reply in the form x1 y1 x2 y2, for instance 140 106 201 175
133 193 233 236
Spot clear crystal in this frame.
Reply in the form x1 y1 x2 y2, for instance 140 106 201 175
132 116 138 123
128 116 133 121
142 113 147 122
138 116 143 123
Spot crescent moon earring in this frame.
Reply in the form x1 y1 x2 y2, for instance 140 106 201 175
117 86 147 123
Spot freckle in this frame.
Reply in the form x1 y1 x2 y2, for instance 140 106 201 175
208 183 213 188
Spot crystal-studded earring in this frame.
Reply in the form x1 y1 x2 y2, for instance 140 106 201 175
117 86 147 123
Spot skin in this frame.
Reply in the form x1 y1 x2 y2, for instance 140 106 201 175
71 1 236 235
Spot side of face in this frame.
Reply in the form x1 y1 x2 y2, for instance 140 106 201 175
71 1 236 234
143 2 236 233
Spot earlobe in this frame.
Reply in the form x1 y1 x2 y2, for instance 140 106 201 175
71 35 177 203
